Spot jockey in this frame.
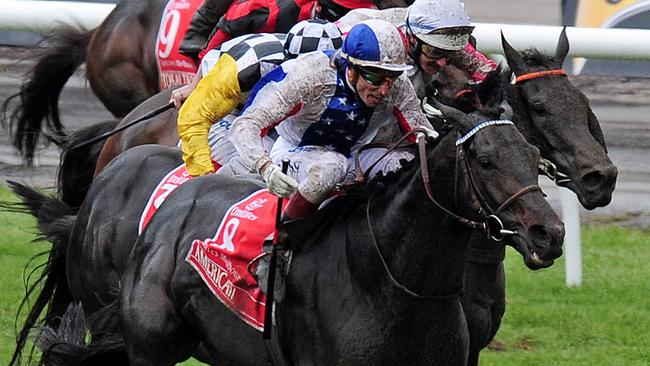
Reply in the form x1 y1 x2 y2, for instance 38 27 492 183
179 0 375 60
404 0 495 95
176 20 344 177
229 19 438 221
336 0 496 99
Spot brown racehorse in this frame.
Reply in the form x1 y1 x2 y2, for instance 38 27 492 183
1 0 410 164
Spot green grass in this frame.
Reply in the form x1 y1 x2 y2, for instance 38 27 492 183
0 186 48 363
0 185 648 365
480 226 650 365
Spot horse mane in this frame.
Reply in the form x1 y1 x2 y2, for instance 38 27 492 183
519 48 556 68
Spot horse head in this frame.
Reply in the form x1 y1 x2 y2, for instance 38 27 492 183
434 94 565 269
501 28 617 209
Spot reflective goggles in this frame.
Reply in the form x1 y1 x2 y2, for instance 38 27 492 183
355 66 402 87
419 41 457 60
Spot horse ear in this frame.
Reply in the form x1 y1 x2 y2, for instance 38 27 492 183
501 32 526 74
432 99 473 133
498 99 514 120
554 27 570 66
587 106 608 153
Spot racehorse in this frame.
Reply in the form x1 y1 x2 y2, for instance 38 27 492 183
13 29 615 364
53 30 617 363
1 0 409 164
461 29 617 366
10 94 564 365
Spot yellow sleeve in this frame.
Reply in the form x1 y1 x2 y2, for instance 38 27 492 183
177 53 242 177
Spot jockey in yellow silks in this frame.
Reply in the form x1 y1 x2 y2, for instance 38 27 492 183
175 19 344 177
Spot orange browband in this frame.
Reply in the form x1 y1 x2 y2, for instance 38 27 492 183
454 88 473 99
515 69 568 84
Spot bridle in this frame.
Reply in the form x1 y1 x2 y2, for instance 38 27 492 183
514 69 567 84
360 124 541 299
512 68 573 185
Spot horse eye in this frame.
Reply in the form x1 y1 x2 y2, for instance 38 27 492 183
531 102 547 116
477 156 492 169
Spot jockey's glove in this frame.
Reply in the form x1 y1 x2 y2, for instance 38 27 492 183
422 97 444 119
420 126 439 140
259 160 298 198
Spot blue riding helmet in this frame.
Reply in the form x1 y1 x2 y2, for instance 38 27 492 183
339 19 412 73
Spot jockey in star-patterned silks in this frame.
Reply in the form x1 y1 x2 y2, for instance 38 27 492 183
176 20 344 177
229 19 438 221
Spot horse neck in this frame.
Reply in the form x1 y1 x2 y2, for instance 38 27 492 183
362 134 471 298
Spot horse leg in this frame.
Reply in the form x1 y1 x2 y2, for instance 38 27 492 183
86 4 161 117
120 214 199 366
462 261 506 366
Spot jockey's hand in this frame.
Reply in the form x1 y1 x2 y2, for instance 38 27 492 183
260 163 298 198
421 97 444 119
419 126 439 140
170 85 193 109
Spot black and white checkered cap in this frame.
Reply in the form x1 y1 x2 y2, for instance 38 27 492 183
284 19 343 58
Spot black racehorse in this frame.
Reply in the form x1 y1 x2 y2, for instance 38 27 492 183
8 92 565 364
8 29 614 365
48 29 617 365
0 0 409 164
460 29 617 366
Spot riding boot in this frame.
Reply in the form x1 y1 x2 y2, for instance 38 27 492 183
179 0 224 59
255 241 290 302
282 191 318 222
256 192 315 298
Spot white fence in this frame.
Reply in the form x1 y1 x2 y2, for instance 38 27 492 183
1 1 114 32
5 0 650 62
5 0 645 287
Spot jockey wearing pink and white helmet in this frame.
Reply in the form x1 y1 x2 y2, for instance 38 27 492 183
336 0 496 98
405 0 496 85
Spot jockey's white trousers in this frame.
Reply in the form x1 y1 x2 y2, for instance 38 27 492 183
270 137 414 204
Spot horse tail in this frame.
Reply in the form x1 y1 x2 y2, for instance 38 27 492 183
1 182 76 366
0 25 93 165
57 119 119 209
37 303 128 366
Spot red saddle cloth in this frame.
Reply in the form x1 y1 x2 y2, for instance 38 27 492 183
156 0 203 89
140 163 286 331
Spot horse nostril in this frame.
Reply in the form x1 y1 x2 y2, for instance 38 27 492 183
582 165 618 190
582 170 605 190
529 223 565 259
529 224 551 246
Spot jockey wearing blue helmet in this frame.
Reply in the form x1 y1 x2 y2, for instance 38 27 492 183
230 19 437 221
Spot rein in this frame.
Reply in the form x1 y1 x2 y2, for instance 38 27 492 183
365 192 462 300
362 122 541 298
